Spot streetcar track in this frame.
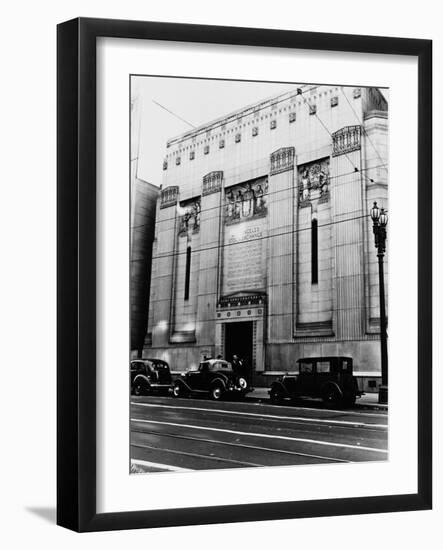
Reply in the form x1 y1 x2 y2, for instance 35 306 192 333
131 417 388 454
131 442 264 468
130 401 387 430
131 396 388 418
131 428 351 463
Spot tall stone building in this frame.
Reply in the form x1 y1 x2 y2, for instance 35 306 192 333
144 85 388 390
130 93 159 357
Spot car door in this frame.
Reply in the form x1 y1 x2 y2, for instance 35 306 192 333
297 360 315 395
315 359 333 396
187 362 208 391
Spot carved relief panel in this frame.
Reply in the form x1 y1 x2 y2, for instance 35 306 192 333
298 158 330 208
224 177 268 225
177 197 201 237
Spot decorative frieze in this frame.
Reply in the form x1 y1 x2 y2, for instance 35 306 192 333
270 147 295 176
332 125 361 157
202 171 223 196
217 293 267 309
331 96 338 108
270 119 277 130
160 185 179 209
298 158 330 207
252 126 259 136
235 133 241 143
204 145 210 155
289 112 296 123
189 150 195 160
224 177 268 225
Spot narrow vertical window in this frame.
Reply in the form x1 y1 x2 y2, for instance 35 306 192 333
184 246 192 300
311 219 318 284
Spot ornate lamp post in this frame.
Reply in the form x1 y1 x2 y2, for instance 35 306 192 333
370 202 388 404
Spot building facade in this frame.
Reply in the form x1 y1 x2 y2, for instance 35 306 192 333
144 85 388 390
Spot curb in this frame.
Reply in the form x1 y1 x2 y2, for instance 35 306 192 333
243 392 388 411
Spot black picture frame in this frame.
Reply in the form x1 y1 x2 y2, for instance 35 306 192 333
57 17 432 532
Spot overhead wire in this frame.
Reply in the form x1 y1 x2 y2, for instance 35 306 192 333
130 162 387 231
145 211 372 262
339 87 388 172
136 86 387 333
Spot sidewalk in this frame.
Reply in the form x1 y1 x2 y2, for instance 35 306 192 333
245 387 388 411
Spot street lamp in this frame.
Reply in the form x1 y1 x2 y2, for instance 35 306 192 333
370 201 388 404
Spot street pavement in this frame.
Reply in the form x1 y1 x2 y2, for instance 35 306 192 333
130 394 388 473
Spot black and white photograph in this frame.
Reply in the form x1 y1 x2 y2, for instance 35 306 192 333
129 76 389 474
0 0 437 544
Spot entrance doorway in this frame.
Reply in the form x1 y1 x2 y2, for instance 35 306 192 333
224 321 253 374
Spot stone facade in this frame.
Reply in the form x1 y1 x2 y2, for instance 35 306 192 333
144 85 388 391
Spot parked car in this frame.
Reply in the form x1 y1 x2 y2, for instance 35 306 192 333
130 359 172 396
269 356 362 407
172 359 252 401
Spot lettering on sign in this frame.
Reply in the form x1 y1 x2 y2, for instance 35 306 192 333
222 219 267 294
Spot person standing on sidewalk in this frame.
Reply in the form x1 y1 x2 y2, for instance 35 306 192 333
231 354 243 377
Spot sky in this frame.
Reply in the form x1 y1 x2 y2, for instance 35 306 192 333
132 76 304 188
132 76 388 189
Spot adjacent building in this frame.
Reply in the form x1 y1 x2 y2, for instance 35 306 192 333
130 93 159 357
144 85 388 391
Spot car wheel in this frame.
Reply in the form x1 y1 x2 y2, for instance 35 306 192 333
211 385 223 401
343 395 356 407
269 387 283 404
172 383 185 398
133 382 147 396
322 386 340 405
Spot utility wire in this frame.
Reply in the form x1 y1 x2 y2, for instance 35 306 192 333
165 85 318 145
297 89 375 187
339 87 388 172
147 211 371 261
130 162 387 231
152 99 196 129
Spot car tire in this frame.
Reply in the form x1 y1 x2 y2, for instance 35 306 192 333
211 385 223 401
172 383 185 398
133 381 147 396
269 387 283 404
322 386 340 405
343 395 356 407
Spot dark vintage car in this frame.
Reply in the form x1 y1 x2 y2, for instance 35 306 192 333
172 359 252 401
269 356 362 407
130 359 172 396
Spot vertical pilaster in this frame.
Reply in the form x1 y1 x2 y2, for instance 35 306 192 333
363 111 389 332
197 172 223 350
267 148 295 343
150 186 178 347
331 126 365 339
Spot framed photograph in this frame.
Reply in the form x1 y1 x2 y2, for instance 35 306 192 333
57 17 432 532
